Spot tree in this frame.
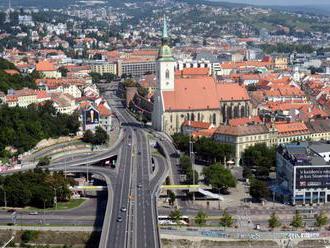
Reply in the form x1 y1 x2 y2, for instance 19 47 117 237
195 210 207 227
168 190 176 206
186 168 199 185
180 155 192 171
169 209 182 226
220 210 234 227
291 211 304 229
241 143 276 179
249 179 269 201
82 130 94 143
21 230 39 243
37 156 50 167
268 212 281 229
316 211 328 228
171 133 190 153
203 164 236 191
93 126 108 145
58 66 68 77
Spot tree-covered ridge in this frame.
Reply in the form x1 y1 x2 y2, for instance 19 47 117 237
0 102 80 158
0 58 37 93
0 169 73 208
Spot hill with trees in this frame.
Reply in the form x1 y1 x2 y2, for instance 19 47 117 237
0 102 80 158
0 58 37 93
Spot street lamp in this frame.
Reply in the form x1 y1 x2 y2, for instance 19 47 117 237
43 199 47 225
189 135 196 201
53 186 62 210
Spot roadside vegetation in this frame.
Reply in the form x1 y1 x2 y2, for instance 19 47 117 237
82 127 109 145
0 169 73 208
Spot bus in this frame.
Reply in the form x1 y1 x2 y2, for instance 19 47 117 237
158 215 190 225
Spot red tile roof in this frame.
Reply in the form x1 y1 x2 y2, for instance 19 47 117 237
4 69 19 75
192 128 217 138
97 103 112 117
274 122 309 137
182 120 212 129
35 60 57 72
162 77 249 111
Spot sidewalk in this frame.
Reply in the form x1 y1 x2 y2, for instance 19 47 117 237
0 225 100 232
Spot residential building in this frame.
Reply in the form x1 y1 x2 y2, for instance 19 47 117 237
35 60 61 78
117 58 156 78
91 62 117 75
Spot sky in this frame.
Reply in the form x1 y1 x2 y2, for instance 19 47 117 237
219 0 330 6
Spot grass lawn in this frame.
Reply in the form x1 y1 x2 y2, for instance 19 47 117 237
25 198 86 211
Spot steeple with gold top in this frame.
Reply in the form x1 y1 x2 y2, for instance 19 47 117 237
157 15 175 62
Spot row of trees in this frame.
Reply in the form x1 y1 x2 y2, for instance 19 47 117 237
0 102 80 158
172 133 235 164
259 43 314 54
168 209 328 230
268 211 328 230
169 209 234 228
0 169 73 208
89 72 116 84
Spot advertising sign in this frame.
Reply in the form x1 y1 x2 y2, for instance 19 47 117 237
84 108 99 125
296 166 330 189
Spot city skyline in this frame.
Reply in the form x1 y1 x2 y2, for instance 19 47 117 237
216 0 330 6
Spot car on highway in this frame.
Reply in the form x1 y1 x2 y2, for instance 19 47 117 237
121 207 127 212
29 211 39 215
7 209 16 213
137 184 142 189
117 216 123 222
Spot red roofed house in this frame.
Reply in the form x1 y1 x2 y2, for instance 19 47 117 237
152 19 251 134
35 60 61 78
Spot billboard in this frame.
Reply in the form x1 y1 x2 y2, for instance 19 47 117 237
296 166 330 189
84 108 99 125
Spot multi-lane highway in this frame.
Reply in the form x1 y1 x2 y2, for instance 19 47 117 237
106 127 134 248
1 81 171 248
98 82 167 248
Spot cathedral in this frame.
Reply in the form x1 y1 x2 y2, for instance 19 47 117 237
152 17 251 135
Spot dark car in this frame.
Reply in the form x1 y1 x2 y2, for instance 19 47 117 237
117 216 123 222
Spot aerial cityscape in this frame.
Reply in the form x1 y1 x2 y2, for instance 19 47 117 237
1 0 330 247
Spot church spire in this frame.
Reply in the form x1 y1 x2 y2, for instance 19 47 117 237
158 15 174 61
162 15 168 40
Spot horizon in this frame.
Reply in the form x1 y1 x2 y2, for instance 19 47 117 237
214 0 330 6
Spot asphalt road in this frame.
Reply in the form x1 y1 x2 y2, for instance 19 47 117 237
106 128 134 248
135 130 158 248
101 82 167 248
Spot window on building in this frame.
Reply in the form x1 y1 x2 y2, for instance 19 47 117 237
165 69 170 79
213 113 216 125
